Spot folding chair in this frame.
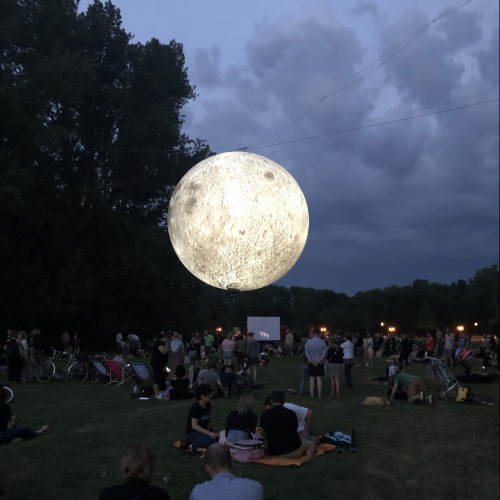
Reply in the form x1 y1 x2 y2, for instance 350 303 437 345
91 359 112 385
130 362 153 385
105 359 132 386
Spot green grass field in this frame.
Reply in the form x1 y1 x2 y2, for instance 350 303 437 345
2 354 499 500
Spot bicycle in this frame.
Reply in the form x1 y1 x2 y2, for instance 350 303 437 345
230 358 253 397
426 356 459 400
36 349 89 382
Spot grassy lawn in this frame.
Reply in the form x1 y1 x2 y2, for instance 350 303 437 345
1 354 499 500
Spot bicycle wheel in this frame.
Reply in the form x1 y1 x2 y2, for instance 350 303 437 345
68 362 89 382
36 361 55 382
239 372 253 394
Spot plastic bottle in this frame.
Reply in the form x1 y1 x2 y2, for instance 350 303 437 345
191 436 198 454
133 384 138 394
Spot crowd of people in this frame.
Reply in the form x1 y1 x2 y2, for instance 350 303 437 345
1 324 498 498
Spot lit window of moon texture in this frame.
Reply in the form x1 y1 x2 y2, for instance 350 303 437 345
167 151 309 291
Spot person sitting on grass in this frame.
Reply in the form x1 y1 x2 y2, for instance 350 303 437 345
225 394 258 445
99 442 170 500
184 384 219 449
0 387 49 446
260 390 317 462
197 363 224 398
169 364 192 400
220 364 236 398
389 372 433 405
189 443 264 500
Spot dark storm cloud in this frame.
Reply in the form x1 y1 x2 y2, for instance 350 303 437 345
185 3 498 295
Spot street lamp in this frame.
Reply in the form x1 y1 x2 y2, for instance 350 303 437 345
457 325 464 333
388 326 396 335
474 322 478 335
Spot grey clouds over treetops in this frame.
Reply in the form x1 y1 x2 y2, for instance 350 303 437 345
81 0 499 295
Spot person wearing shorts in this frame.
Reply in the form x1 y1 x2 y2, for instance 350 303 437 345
221 333 235 366
389 372 434 405
304 329 327 398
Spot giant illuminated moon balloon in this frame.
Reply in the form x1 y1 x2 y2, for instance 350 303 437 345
167 151 309 291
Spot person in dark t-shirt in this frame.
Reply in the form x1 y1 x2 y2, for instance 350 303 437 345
260 390 316 461
185 384 219 449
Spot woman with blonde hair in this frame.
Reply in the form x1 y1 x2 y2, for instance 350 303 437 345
224 394 258 445
99 443 171 499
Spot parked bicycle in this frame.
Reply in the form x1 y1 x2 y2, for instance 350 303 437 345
36 348 89 382
230 357 253 397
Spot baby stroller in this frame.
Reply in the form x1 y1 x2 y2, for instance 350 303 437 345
426 357 459 400
230 358 253 397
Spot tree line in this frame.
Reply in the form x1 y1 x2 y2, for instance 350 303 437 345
1 1 498 349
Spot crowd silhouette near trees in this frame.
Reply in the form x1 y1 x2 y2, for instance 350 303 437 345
1 1 498 348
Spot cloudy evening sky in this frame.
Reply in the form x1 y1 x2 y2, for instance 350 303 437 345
80 0 499 296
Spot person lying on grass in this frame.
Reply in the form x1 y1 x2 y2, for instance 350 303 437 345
0 387 49 446
260 390 317 461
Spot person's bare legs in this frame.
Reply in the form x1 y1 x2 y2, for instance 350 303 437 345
329 377 335 396
309 377 315 398
316 376 322 397
304 442 318 462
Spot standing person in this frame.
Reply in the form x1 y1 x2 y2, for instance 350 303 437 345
399 333 412 368
233 333 247 371
170 333 184 371
73 332 81 355
365 333 374 369
355 334 364 366
221 333 235 366
4 330 21 384
203 330 214 350
18 331 29 382
99 443 171 500
340 334 355 388
115 332 123 350
434 331 444 358
304 329 327 398
325 337 343 398
189 443 263 500
190 332 202 360
61 330 70 351
425 332 435 358
246 332 260 382
298 354 310 396
28 328 42 364
285 329 294 363
184 384 219 449
444 329 456 367
150 333 170 398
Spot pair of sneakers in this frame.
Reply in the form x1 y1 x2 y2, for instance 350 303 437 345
419 391 434 405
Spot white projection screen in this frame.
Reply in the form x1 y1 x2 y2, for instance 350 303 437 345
247 316 280 341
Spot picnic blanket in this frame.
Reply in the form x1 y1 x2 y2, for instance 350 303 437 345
173 440 335 467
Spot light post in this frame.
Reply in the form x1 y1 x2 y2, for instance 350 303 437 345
388 326 396 336
474 322 478 336
457 325 464 334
